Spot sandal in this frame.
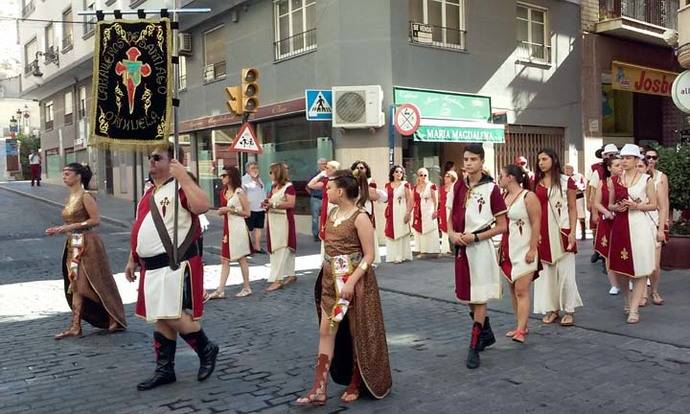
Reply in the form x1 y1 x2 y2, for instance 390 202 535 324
627 311 640 324
560 313 574 327
235 287 252 298
204 290 226 302
511 328 528 344
542 312 559 324
651 291 664 305
505 327 529 337
340 362 361 403
295 354 330 406
265 281 283 292
639 296 648 307
282 276 298 286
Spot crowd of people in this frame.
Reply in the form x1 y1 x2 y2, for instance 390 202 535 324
44 139 670 402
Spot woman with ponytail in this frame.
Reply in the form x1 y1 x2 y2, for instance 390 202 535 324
297 169 391 406
45 163 127 339
498 164 541 343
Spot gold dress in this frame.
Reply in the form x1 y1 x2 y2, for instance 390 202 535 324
315 209 392 399
61 192 127 330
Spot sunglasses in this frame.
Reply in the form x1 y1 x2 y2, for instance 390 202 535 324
394 170 403 174
646 155 658 160
418 174 427 177
148 154 163 162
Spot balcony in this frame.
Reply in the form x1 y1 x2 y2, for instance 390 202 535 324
22 0 35 18
678 3 690 68
24 59 38 75
597 0 680 46
62 34 74 53
274 29 317 61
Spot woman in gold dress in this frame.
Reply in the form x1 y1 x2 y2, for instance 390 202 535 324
296 169 392 406
45 163 127 339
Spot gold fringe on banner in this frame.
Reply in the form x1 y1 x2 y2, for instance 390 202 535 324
89 18 173 149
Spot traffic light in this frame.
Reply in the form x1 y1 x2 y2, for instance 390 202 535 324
241 68 259 113
225 86 242 116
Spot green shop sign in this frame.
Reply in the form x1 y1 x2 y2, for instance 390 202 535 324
415 123 505 143
393 86 491 121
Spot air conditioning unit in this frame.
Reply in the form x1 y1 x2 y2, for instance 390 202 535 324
178 32 192 55
203 64 215 82
332 85 385 128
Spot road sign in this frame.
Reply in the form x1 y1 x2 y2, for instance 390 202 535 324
229 122 262 154
305 89 333 121
394 103 421 136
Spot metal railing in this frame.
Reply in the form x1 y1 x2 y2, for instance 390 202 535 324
62 34 73 50
24 59 38 74
516 41 552 63
409 21 467 50
45 120 53 131
22 0 35 17
599 0 679 29
274 28 317 61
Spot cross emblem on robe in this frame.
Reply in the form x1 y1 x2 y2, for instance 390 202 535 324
160 197 171 217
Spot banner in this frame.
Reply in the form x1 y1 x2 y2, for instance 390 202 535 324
90 18 173 146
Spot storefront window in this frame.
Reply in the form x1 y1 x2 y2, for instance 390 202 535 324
602 83 633 136
257 116 332 214
46 153 60 178
402 138 442 186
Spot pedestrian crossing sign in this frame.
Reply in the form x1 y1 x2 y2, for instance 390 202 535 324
305 89 333 121
229 122 263 154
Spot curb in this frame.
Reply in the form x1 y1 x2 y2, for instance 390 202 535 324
0 185 130 229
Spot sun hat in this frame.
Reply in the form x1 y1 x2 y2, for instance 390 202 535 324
619 143 642 158
602 144 619 155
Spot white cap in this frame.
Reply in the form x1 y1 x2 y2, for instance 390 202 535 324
619 143 642 158
602 144 618 155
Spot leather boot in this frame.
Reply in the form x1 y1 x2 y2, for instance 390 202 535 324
296 354 330 406
180 329 219 381
137 332 177 391
466 322 482 369
468 313 496 352
54 303 82 340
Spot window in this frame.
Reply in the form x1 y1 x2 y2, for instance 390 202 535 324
24 38 38 74
45 23 54 53
62 8 74 51
203 26 226 82
78 86 87 118
178 55 187 90
83 1 96 37
274 0 317 60
45 101 54 130
22 0 35 18
409 0 465 50
517 3 550 62
64 91 73 125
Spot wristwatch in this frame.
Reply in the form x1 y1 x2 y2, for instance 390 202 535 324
474 233 480 243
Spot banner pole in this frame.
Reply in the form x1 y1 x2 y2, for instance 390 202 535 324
172 1 180 267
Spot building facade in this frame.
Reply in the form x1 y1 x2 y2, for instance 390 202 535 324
19 0 583 230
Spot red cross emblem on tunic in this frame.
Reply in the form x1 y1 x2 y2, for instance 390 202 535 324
114 47 152 114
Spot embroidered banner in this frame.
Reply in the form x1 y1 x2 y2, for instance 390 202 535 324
90 18 172 146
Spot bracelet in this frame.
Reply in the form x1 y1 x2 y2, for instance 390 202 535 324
474 233 480 243
80 221 88 227
358 261 369 271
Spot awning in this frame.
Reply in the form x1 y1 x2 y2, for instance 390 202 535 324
414 119 505 143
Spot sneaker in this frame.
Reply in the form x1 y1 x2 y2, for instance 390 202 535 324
608 286 620 295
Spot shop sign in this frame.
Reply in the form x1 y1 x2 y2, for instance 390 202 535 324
414 120 504 143
671 70 690 114
611 61 677 97
393 87 491 121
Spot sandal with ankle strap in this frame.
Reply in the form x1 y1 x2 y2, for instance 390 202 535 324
560 313 574 327
542 312 559 324
651 291 664 305
295 354 330 406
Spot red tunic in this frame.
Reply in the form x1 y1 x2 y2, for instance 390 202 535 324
384 182 410 239
589 163 606 229
607 176 634 276
594 178 612 258
131 183 204 320
438 185 449 233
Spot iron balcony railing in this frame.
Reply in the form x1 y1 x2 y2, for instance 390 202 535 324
599 0 679 29
62 34 74 50
274 28 317 61
516 41 552 63
409 21 467 50
24 59 38 74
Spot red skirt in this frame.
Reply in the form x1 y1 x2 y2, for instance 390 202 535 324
594 218 612 258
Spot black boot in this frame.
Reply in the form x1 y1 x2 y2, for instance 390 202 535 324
137 332 177 391
180 329 219 381
590 252 601 263
468 313 495 352
466 322 482 369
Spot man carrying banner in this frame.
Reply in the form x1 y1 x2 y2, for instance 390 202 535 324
125 143 218 391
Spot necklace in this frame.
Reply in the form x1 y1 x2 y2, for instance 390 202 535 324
333 206 357 227
622 170 639 188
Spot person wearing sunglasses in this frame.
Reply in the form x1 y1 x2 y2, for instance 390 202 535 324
124 143 218 391
412 167 440 258
643 147 669 306
384 165 413 264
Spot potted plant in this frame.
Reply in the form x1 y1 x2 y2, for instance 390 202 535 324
657 143 690 269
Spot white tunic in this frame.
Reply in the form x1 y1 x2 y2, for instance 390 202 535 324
502 191 539 282
226 188 251 261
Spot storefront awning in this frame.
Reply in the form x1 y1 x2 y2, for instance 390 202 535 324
414 119 505 143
